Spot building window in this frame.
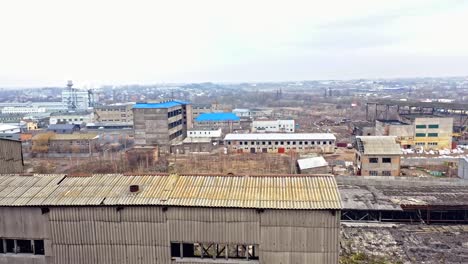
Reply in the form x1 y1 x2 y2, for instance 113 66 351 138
239 142 243 145
416 124 427 129
428 124 439 129
428 133 438 137
382 158 391 163
171 242 258 260
369 158 378 163
0 239 44 255
428 142 438 146
415 133 426 137
382 171 392 176
416 142 426 146
369 170 378 176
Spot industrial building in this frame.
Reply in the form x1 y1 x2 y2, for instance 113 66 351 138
375 116 453 150
224 133 336 154
49 111 94 125
354 136 402 176
31 133 100 157
192 103 231 118
61 81 95 110
1 106 46 114
252 119 295 133
187 128 222 139
133 101 193 153
194 112 241 133
0 138 23 173
94 103 134 124
0 173 341 264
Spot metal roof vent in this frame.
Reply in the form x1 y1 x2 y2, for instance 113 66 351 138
129 185 140 193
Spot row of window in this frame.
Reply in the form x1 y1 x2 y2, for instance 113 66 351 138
171 242 258 260
57 118 84 122
415 133 439 137
416 124 439 129
369 157 392 163
0 239 44 255
168 109 182 118
169 119 183 129
169 130 183 140
369 170 392 176
229 140 334 146
416 142 438 146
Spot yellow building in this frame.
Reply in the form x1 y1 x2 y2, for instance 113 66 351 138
375 116 453 150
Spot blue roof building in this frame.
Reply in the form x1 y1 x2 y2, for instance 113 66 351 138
195 113 240 122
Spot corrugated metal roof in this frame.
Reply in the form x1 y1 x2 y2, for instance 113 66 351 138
224 133 336 141
32 133 99 141
0 174 341 210
297 157 328 170
356 136 402 155
195 113 240 122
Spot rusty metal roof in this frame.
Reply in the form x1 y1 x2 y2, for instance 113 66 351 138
0 174 341 210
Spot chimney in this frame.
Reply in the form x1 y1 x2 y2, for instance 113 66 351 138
129 185 139 193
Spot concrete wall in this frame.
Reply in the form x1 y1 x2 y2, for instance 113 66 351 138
358 153 400 176
0 206 340 264
413 117 453 150
458 158 468 179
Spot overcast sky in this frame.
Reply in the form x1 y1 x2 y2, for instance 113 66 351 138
1 0 468 87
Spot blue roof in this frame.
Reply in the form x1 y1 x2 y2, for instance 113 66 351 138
195 113 240 122
132 100 190 109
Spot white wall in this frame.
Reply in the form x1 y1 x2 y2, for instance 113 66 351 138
252 120 295 133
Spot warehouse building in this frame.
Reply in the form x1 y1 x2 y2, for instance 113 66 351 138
0 138 23 173
133 101 193 153
224 133 336 154
354 136 402 176
252 119 295 133
0 173 341 264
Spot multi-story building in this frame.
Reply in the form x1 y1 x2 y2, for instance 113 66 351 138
192 103 231 118
93 103 134 124
252 119 295 133
354 136 402 176
224 133 336 154
49 111 94 125
0 173 341 264
61 89 94 110
375 116 453 150
194 113 241 133
133 100 192 153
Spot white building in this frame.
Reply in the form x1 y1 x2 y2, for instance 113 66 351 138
50 112 94 125
233 108 252 118
252 119 295 133
62 89 93 110
224 133 336 154
1 106 46 114
187 128 222 138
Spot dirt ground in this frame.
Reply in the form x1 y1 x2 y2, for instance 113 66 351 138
341 223 468 264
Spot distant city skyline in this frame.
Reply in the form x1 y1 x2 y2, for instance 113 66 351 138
1 0 468 88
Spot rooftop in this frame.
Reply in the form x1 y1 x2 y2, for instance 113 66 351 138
195 112 240 122
356 136 402 155
0 174 341 210
297 157 329 170
225 133 336 141
47 124 79 130
132 100 190 109
32 133 98 141
376 119 409 125
337 176 468 210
